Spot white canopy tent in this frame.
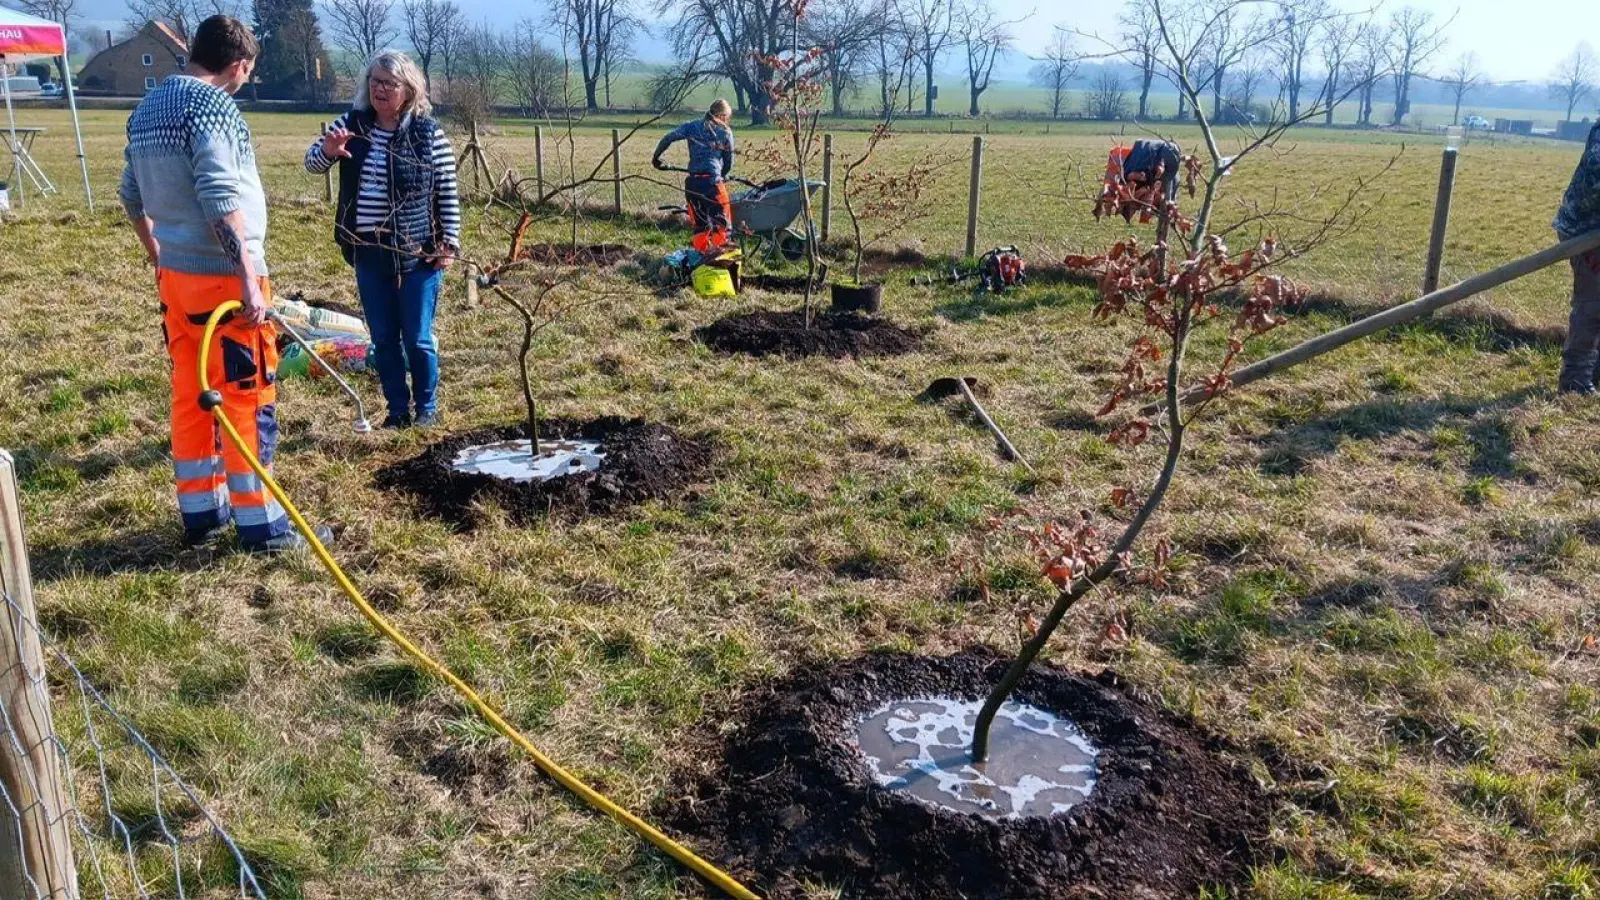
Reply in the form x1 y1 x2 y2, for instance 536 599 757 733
0 6 93 210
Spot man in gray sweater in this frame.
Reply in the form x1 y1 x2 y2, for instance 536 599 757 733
120 15 333 553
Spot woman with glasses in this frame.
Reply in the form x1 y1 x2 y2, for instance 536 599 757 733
304 49 460 429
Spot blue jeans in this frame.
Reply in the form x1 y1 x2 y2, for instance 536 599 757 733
353 247 442 419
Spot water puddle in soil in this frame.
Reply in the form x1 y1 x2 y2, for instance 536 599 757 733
853 696 1099 820
450 439 606 483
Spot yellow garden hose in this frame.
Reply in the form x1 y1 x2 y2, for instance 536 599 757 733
199 302 760 900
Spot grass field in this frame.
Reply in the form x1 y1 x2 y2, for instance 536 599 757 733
1 107 1599 898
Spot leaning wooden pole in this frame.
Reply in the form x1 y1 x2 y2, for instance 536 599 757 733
0 450 77 900
1179 231 1600 406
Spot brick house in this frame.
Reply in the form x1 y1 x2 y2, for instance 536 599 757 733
78 21 188 96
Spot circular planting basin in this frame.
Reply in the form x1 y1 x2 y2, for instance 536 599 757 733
694 309 922 359
666 650 1272 900
450 438 606 483
855 696 1099 820
375 417 709 527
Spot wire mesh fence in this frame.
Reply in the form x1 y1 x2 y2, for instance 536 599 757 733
0 448 264 900
0 584 266 900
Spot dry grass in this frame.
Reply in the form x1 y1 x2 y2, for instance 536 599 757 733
0 108 1597 898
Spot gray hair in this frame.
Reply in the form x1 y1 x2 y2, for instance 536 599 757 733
353 49 431 118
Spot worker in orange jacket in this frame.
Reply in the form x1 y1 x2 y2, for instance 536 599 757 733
119 16 334 553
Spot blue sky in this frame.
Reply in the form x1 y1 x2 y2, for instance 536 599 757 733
71 0 1596 83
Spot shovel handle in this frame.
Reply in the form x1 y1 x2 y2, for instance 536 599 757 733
954 379 1036 475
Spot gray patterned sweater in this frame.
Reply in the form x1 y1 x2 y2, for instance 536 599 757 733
118 75 269 276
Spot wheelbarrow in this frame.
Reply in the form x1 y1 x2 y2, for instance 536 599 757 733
658 165 826 263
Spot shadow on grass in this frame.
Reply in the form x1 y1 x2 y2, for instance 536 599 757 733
933 287 1089 323
28 530 216 582
1287 294 1564 353
11 437 170 492
1254 389 1539 478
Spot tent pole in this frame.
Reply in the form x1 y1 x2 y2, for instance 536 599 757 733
2 61 21 208
60 53 90 211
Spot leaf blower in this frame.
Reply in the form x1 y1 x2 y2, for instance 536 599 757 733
978 245 1027 293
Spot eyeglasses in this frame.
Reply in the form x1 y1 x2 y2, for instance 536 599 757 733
369 77 403 93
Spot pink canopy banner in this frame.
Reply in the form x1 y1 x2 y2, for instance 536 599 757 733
0 9 66 61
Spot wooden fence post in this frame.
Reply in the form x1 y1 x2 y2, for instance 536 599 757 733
534 125 545 204
965 135 984 258
612 128 623 215
821 134 833 243
321 122 333 203
0 450 77 900
1422 147 1458 295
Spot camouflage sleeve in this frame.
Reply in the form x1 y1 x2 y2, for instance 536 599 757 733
1555 124 1600 239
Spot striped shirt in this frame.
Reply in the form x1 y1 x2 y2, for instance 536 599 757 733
305 112 461 248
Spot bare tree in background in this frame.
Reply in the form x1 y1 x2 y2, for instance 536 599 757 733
1117 0 1160 119
1199 3 1265 121
1549 42 1598 124
1352 20 1386 125
124 0 241 42
1271 0 1323 121
506 20 565 116
547 0 638 112
869 2 918 120
454 20 506 110
1030 26 1080 119
401 0 460 92
904 0 960 116
1384 5 1449 125
1438 51 1481 126
1224 56 1266 123
663 0 787 124
805 0 885 116
323 0 396 73
1083 69 1127 120
1315 11 1358 125
958 0 1014 117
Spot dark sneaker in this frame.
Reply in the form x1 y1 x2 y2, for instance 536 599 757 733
1559 382 1596 396
182 523 230 548
381 413 413 430
243 524 336 555
415 410 441 428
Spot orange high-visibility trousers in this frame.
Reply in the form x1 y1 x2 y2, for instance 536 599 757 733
159 269 289 545
685 174 732 254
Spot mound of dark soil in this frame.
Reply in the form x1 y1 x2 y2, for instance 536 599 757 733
517 242 636 267
695 310 922 359
742 274 823 294
374 416 710 527
666 649 1272 900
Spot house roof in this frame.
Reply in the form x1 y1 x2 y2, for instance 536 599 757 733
144 20 188 56
83 19 188 72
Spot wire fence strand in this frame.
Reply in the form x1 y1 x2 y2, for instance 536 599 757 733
0 586 265 900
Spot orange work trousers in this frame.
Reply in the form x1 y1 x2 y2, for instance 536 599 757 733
685 174 732 254
159 269 289 545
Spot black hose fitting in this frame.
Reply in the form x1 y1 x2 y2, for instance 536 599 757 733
198 390 223 412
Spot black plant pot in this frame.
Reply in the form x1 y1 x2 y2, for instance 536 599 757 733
831 281 883 315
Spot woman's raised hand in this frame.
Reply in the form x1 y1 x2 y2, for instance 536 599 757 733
323 127 355 159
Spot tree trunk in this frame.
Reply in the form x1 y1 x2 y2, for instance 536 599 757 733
1211 67 1225 119
1177 90 1187 119
584 77 599 112
1138 59 1153 118
1451 96 1462 125
924 59 936 116
969 86 981 117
